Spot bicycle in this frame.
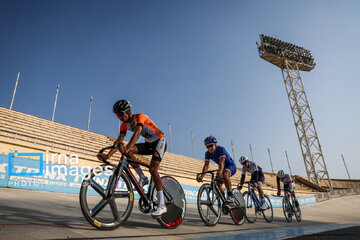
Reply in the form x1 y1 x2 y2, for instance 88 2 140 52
196 170 245 226
282 189 301 222
242 181 273 223
79 144 187 230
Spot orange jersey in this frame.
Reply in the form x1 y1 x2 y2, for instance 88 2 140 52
120 113 164 142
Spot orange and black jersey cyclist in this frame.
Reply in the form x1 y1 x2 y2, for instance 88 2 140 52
120 113 166 162
120 113 164 143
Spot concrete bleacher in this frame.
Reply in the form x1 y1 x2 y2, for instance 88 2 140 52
1 106 355 197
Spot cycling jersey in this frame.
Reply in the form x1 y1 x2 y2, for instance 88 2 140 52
241 161 263 175
241 161 265 185
120 113 164 143
277 174 295 192
278 174 293 184
205 145 237 176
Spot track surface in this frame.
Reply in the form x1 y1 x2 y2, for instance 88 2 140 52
0 188 359 240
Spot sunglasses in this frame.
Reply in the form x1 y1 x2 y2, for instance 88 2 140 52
116 112 124 118
206 144 214 149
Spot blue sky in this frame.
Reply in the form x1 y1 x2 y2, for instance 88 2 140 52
0 0 359 179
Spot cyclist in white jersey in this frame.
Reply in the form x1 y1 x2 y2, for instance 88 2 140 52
277 170 299 207
238 156 267 209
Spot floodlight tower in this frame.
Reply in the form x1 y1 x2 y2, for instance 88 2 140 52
257 34 333 190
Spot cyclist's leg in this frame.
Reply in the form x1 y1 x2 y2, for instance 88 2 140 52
256 173 265 199
150 138 167 216
224 165 236 196
289 183 296 197
256 173 266 207
289 182 299 207
216 179 225 197
128 143 148 184
223 170 232 193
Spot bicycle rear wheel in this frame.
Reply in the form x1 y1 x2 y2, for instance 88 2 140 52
229 188 245 225
242 191 257 223
152 176 186 228
282 196 292 222
79 166 134 230
262 195 273 223
197 183 221 226
292 196 302 222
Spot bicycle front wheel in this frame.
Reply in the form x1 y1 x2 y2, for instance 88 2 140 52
152 176 186 229
242 191 257 223
197 183 221 226
79 166 134 230
282 196 292 222
262 195 273 223
229 188 245 225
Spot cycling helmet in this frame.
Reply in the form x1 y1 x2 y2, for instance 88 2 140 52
278 170 285 178
239 156 249 165
113 99 132 114
204 136 217 145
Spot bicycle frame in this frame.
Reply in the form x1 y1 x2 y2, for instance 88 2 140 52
284 190 294 210
245 181 261 210
198 170 227 205
100 146 173 210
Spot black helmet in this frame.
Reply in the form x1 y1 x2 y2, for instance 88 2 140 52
113 99 132 114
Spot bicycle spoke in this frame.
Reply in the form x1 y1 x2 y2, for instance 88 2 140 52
205 188 211 202
113 191 130 198
109 199 120 220
89 178 106 198
209 205 219 216
200 200 210 205
90 199 108 218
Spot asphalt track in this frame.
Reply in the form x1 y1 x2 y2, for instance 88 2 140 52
0 188 359 240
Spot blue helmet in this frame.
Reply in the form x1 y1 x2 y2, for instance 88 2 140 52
204 136 217 145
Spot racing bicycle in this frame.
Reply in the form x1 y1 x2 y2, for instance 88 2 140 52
79 145 186 230
196 170 245 226
282 189 301 222
242 181 273 223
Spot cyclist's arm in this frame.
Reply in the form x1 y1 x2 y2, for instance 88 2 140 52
218 157 225 176
106 133 126 158
200 161 210 178
125 125 142 151
240 173 245 186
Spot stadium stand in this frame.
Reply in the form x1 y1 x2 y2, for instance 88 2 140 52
1 106 358 196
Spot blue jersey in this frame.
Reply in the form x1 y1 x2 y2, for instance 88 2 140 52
205 145 236 168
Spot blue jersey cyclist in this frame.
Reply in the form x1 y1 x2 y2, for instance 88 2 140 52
196 136 237 204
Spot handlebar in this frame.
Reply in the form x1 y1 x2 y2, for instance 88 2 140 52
98 143 132 164
196 169 218 177
196 170 224 183
244 181 259 188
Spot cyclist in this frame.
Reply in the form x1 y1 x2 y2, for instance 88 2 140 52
196 136 237 204
277 170 299 207
238 156 267 209
97 99 167 216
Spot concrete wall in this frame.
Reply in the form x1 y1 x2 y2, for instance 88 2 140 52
315 188 360 202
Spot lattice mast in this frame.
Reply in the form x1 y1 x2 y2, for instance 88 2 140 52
257 34 333 190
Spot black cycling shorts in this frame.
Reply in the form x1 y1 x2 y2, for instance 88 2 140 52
135 137 167 162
